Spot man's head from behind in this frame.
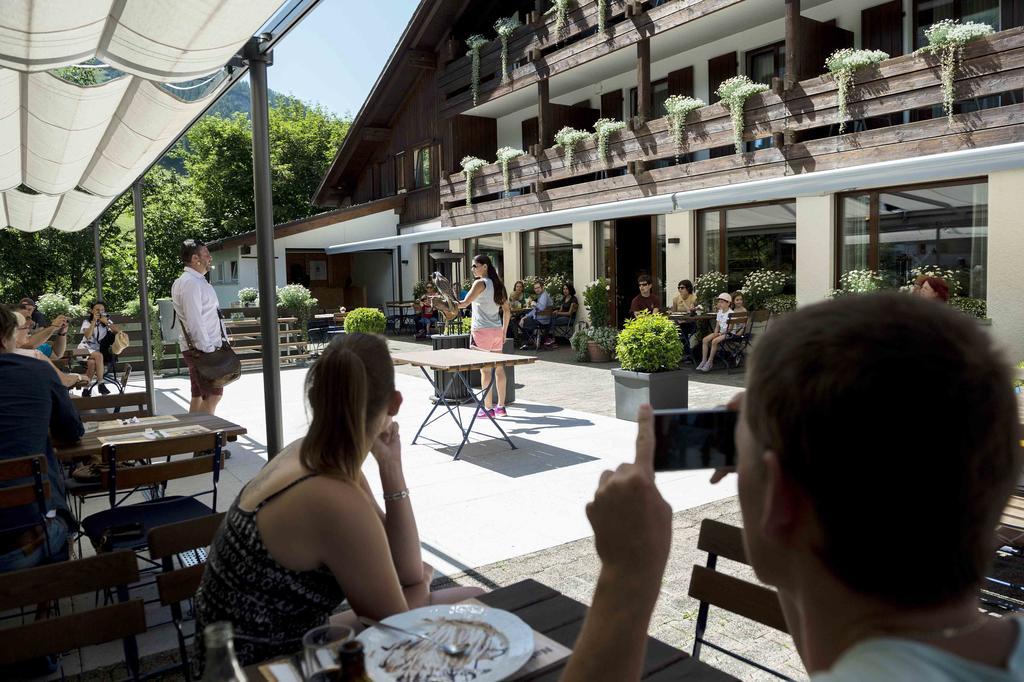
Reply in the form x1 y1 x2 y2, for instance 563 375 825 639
738 292 1020 608
181 239 211 274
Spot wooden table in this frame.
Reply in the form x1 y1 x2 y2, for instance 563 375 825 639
245 579 736 681
55 413 247 462
392 348 536 460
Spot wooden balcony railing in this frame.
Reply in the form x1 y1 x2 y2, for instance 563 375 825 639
439 0 740 117
439 27 1024 227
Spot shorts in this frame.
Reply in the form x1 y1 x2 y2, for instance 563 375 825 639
470 327 505 352
183 349 225 399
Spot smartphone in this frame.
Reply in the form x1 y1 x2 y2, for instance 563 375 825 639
653 408 738 471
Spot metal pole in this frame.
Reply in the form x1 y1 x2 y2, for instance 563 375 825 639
131 181 156 413
92 220 103 299
245 37 283 459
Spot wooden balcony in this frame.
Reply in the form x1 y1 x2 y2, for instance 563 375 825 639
439 0 742 117
439 27 1024 227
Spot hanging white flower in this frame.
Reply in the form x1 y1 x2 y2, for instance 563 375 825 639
916 20 994 125
466 34 489 106
663 95 705 159
554 126 592 167
546 0 574 41
597 0 608 34
494 146 525 193
825 48 889 134
592 118 625 164
715 76 769 154
494 16 521 84
461 155 488 206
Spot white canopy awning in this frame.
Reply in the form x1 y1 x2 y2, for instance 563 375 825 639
0 0 289 232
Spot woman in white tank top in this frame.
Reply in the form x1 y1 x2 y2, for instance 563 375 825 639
458 255 512 418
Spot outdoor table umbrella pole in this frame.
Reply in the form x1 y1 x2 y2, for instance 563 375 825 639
246 36 284 459
132 181 156 414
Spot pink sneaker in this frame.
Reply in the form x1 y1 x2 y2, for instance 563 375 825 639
493 406 507 417
476 407 494 418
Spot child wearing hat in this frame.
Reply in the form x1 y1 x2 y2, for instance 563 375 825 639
697 292 732 372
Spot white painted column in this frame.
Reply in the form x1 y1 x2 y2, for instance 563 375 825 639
795 195 835 307
986 169 1024 363
572 221 594 324
502 231 522 284
664 211 695 292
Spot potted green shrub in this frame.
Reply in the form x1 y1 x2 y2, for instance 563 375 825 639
571 325 618 363
343 307 386 334
277 284 319 342
611 312 686 421
238 287 258 307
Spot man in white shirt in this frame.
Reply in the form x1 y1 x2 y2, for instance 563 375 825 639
560 293 1023 681
171 239 226 416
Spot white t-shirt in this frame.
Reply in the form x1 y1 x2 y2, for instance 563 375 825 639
78 319 109 352
715 310 730 334
812 619 1024 681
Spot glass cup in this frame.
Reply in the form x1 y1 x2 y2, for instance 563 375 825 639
302 624 355 679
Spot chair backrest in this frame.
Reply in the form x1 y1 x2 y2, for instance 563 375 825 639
0 455 50 524
150 512 225 607
100 432 225 508
688 519 791 679
73 391 151 422
0 550 145 667
727 312 750 333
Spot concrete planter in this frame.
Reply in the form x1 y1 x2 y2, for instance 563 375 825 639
610 368 688 422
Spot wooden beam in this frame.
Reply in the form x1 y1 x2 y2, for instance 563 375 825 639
406 49 437 70
785 0 801 89
362 127 391 142
537 79 552 149
636 38 651 125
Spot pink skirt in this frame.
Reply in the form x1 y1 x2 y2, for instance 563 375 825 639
470 327 505 352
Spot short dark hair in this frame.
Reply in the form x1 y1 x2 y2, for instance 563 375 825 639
18 297 35 307
745 293 1021 607
678 280 693 293
638 275 652 285
532 279 545 288
181 239 207 265
0 306 16 343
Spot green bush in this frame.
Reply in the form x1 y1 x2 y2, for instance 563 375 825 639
344 307 387 334
949 296 986 320
615 312 683 373
412 280 428 300
583 278 611 328
277 284 319 339
694 272 728 309
763 295 797 315
741 269 788 309
571 326 619 362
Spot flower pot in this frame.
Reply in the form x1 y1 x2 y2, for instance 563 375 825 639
587 341 611 363
610 367 688 422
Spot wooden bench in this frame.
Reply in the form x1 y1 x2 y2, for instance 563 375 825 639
72 391 150 422
688 519 792 680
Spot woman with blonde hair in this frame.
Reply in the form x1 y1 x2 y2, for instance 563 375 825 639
194 333 482 668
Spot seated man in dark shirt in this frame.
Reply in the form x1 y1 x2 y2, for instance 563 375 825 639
628 275 661 317
0 306 83 572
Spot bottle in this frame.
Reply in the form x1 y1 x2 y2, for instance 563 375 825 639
201 622 247 682
338 641 372 682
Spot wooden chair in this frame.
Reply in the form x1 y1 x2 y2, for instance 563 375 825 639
0 455 66 564
72 391 151 422
688 519 793 680
149 513 226 681
0 550 145 679
79 432 226 555
987 491 1024 611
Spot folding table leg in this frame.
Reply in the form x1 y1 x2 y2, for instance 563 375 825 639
411 367 461 445
452 364 515 460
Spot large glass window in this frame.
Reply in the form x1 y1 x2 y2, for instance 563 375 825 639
465 234 505 280
838 180 988 297
522 226 573 279
698 202 796 293
414 146 432 188
914 0 1001 49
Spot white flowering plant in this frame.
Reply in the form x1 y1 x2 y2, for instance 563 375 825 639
546 0 573 41
592 118 625 164
460 155 488 206
825 48 889 134
524 272 571 305
663 95 705 158
35 292 75 320
237 287 258 304
949 296 986 320
583 277 611 327
830 269 886 297
494 147 525 193
916 20 994 125
908 265 962 296
763 294 797 315
741 269 789 309
554 126 592 167
466 34 489 106
715 76 769 154
694 271 729 308
494 16 521 84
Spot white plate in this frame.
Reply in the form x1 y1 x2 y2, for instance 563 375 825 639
356 604 534 682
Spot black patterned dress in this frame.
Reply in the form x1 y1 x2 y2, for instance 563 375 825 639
193 474 346 670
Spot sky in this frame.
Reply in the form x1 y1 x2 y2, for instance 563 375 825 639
267 0 421 119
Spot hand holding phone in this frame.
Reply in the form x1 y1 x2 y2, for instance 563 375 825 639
653 408 738 471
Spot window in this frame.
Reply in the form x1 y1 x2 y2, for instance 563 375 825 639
630 79 670 119
229 260 238 283
396 151 406 192
420 241 449 279
837 179 988 297
414 146 432 188
464 234 504 280
215 262 223 283
698 201 797 293
521 226 573 278
913 0 1001 50
745 41 785 86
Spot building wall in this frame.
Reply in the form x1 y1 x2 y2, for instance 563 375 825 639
795 195 835 306
571 221 595 324
986 168 1024 363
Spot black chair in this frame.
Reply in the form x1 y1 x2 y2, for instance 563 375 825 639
0 455 67 565
715 311 758 370
550 311 578 344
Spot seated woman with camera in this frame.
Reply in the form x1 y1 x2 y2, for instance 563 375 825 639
78 301 120 396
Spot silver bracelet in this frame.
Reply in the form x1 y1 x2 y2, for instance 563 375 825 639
383 488 410 501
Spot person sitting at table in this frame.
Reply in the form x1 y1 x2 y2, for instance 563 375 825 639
912 275 950 303
77 301 120 396
0 306 83 574
193 333 484 670
509 280 526 309
518 280 554 349
728 290 747 330
414 283 440 339
696 293 732 372
670 280 697 313
629 275 660 317
12 313 82 389
561 293 1024 681
555 284 578 320
17 302 68 360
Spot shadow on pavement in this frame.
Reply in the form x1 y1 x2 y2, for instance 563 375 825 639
445 436 599 478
